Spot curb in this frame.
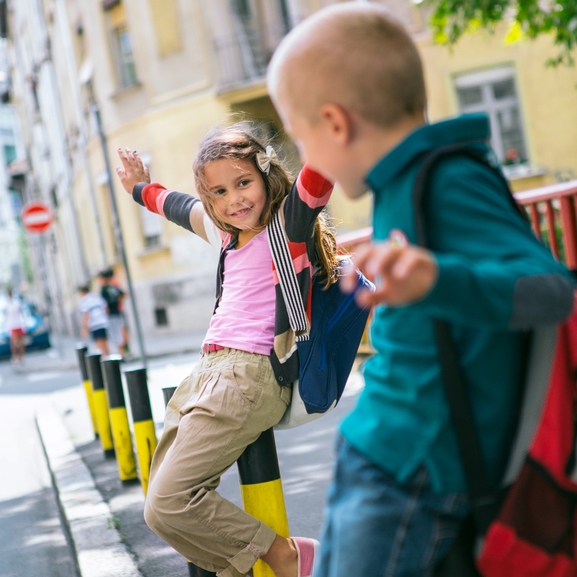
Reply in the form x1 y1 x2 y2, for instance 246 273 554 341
36 407 144 577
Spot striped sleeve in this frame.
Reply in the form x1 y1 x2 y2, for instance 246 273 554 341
296 165 334 208
283 165 334 242
132 182 200 233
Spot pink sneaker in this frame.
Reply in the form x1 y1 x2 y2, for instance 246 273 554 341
292 537 319 577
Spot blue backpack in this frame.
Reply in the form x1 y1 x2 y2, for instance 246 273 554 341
268 209 374 429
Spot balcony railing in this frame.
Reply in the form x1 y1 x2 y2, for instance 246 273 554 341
336 180 577 272
213 21 287 92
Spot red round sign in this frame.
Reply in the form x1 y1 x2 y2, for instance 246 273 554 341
21 202 53 234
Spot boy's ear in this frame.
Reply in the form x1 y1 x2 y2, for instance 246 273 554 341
319 103 354 145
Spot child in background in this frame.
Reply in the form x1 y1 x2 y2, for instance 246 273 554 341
98 268 130 356
78 285 110 356
116 123 336 577
6 288 25 365
267 4 575 577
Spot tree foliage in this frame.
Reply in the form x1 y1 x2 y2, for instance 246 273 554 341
421 0 577 66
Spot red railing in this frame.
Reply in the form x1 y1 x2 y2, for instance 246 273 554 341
336 180 577 271
514 180 577 270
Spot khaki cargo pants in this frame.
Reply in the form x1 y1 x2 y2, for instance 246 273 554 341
144 348 291 577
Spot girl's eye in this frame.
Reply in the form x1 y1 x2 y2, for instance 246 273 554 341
214 188 226 196
239 179 251 187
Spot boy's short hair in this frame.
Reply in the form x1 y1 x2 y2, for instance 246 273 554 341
99 268 114 280
268 3 426 128
78 285 89 294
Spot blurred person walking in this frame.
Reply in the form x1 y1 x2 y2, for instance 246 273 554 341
78 285 110 355
6 288 25 366
99 268 130 356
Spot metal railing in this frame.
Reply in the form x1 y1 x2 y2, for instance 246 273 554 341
336 181 577 271
213 20 287 91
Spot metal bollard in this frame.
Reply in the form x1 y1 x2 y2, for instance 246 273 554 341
125 367 157 495
101 355 138 483
76 344 98 439
162 386 177 408
86 353 115 458
237 428 290 577
162 386 217 577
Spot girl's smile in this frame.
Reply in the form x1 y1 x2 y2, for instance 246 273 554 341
204 158 268 244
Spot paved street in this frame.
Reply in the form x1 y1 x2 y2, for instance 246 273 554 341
0 356 80 577
0 341 366 577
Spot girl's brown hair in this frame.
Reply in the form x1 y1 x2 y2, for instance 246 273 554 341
193 121 340 287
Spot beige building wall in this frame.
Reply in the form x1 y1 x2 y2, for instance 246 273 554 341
29 0 577 340
419 25 577 192
51 0 307 337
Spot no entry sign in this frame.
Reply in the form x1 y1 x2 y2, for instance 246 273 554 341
21 201 53 234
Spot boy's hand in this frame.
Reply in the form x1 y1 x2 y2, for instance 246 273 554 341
116 148 150 193
341 241 439 307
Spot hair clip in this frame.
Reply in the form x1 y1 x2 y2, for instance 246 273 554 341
256 146 278 175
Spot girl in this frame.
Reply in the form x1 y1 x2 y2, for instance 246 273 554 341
116 122 338 577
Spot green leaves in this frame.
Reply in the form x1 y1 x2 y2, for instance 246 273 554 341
422 0 577 66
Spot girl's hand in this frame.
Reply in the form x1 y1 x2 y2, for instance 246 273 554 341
341 241 439 307
116 148 150 193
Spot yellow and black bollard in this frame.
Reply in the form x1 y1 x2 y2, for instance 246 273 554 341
86 353 115 458
101 355 138 483
162 386 177 409
125 367 157 495
76 344 98 439
238 428 290 577
162 386 217 577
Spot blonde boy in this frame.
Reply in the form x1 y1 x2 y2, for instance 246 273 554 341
268 4 574 576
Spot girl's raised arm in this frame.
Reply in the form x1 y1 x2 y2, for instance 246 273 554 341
116 148 213 244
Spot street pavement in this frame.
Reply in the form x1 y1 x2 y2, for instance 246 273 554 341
1 331 367 577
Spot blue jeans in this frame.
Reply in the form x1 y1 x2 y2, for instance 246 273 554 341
315 436 470 577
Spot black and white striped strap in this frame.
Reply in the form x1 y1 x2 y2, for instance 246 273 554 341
267 209 310 341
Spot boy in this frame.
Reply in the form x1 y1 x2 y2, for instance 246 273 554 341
78 285 110 356
267 4 574 576
98 268 130 356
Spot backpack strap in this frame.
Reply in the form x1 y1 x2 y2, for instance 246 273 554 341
413 142 514 532
267 209 311 341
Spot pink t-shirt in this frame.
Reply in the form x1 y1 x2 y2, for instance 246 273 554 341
203 229 276 355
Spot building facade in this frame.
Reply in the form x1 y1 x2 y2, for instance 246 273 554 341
6 0 577 345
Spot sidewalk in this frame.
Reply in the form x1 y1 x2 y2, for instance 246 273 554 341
13 329 207 374
35 341 365 577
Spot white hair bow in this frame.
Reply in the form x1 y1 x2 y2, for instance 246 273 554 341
256 146 278 175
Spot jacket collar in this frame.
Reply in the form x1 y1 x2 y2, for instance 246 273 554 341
366 114 491 192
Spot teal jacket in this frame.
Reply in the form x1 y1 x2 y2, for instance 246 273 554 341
340 114 574 494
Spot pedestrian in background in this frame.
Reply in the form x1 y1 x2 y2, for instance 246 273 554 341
116 122 336 577
267 4 575 577
6 288 25 366
98 268 130 356
78 285 110 356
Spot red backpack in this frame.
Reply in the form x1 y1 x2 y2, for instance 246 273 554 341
477 298 577 576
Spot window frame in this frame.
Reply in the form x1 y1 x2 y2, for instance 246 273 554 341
454 66 528 166
104 1 138 90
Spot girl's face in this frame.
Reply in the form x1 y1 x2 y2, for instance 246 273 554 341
204 157 268 233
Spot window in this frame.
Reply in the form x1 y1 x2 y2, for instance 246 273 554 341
3 144 16 166
154 307 168 327
147 0 182 57
136 154 162 248
139 205 163 249
455 67 527 166
212 0 292 89
105 2 138 89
